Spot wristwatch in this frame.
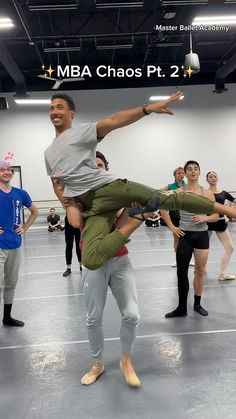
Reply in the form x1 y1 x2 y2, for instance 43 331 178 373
142 104 151 115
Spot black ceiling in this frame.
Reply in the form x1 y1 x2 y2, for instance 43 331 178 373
0 0 236 94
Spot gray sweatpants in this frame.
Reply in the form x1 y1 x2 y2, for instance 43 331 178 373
82 254 140 362
0 248 22 304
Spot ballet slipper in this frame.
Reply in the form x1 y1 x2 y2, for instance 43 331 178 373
129 197 160 221
119 358 141 388
81 362 104 385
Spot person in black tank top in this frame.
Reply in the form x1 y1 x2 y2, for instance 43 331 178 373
206 171 236 281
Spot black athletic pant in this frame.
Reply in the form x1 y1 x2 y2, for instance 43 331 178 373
176 231 209 312
65 216 82 265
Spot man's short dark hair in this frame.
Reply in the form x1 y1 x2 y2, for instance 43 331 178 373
50 207 55 211
96 151 109 171
184 160 200 173
51 93 75 112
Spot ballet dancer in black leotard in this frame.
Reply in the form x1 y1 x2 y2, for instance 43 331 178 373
206 171 236 281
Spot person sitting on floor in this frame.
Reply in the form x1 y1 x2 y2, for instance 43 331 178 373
47 207 64 232
145 211 160 227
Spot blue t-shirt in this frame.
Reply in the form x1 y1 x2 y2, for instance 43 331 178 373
167 180 186 190
0 187 32 249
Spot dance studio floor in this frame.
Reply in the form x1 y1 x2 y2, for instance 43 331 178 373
1 223 236 419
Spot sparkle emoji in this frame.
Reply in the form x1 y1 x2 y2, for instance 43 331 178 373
45 65 55 77
185 65 193 78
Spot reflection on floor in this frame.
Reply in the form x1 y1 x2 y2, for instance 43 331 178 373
1 223 236 419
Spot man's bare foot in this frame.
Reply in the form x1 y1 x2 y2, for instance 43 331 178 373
120 354 141 388
81 361 104 385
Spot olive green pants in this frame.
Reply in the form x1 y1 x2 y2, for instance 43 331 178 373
81 179 214 270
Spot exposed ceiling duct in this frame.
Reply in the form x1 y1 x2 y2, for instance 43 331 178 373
0 0 236 92
214 53 236 93
0 41 27 95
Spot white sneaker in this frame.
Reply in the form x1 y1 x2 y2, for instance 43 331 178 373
171 262 177 267
219 273 236 281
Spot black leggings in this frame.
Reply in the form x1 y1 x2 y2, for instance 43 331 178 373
65 216 82 265
176 231 209 312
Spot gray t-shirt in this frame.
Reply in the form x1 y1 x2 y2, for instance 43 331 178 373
179 186 208 231
44 123 117 197
179 210 208 232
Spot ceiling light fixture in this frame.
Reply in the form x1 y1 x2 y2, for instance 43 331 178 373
43 46 81 53
149 95 184 100
96 44 133 50
184 32 200 74
148 42 184 48
192 15 236 25
96 2 143 9
163 0 207 5
28 2 78 11
0 17 14 29
14 99 51 105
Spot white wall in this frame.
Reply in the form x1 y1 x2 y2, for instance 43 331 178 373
1 83 235 201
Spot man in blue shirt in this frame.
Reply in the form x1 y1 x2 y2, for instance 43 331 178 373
0 161 38 326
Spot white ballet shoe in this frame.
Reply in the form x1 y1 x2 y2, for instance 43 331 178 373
219 273 236 281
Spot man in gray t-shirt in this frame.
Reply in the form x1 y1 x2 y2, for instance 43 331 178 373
45 122 117 198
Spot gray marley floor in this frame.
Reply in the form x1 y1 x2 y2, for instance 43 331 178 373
1 223 236 419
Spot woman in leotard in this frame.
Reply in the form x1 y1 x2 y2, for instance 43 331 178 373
206 171 236 280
